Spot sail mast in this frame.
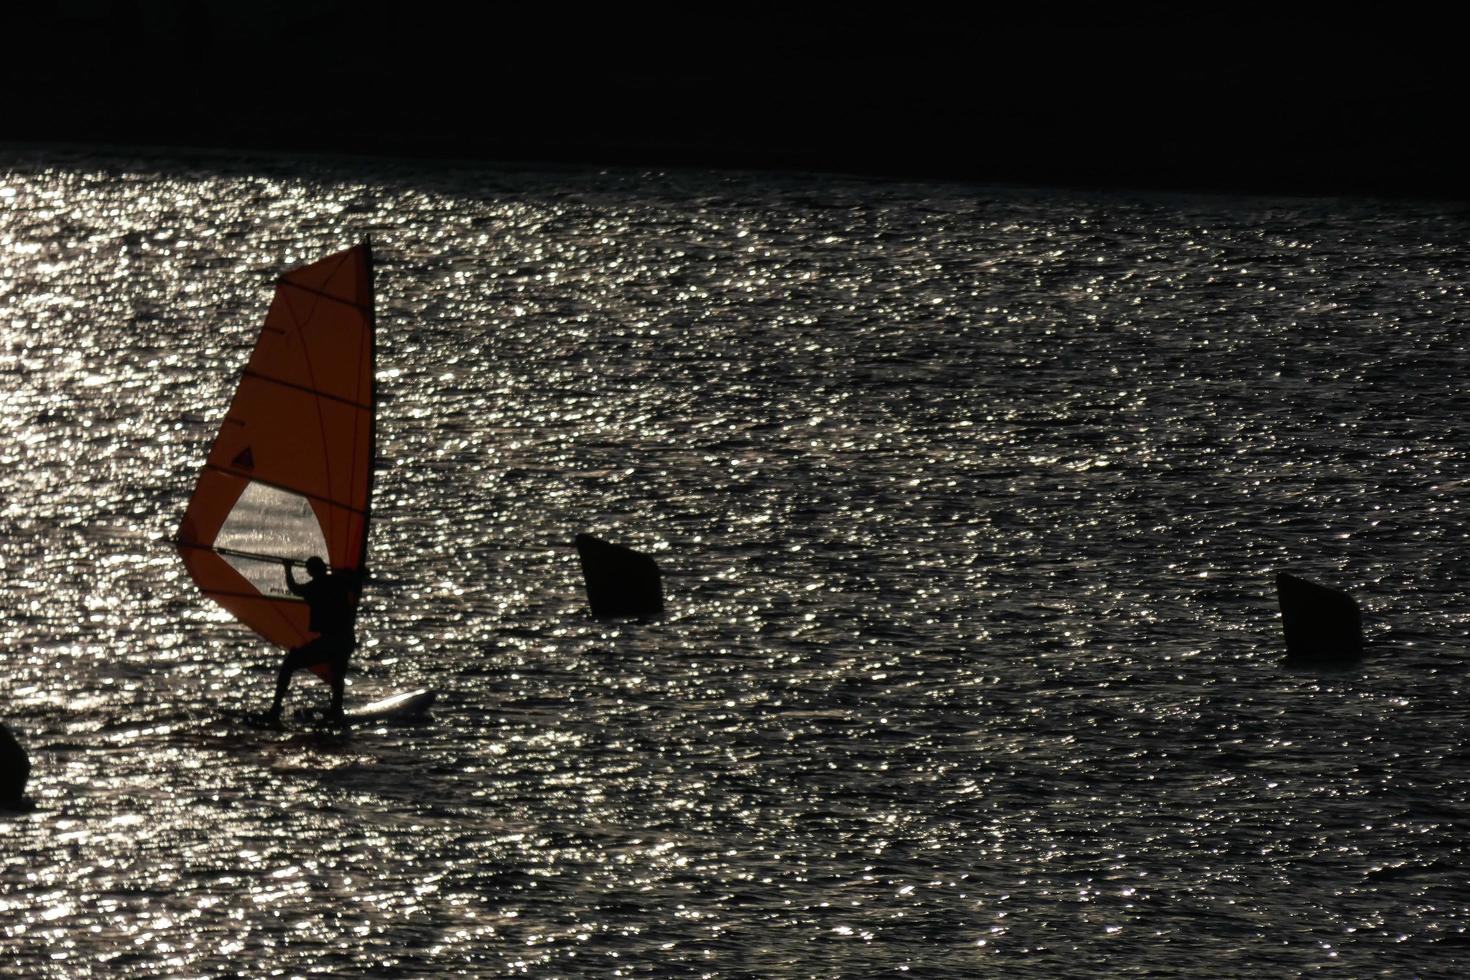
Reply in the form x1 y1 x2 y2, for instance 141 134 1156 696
359 237 377 578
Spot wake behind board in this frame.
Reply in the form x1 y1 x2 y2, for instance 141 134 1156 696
346 688 437 721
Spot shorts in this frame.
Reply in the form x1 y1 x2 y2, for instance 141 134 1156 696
285 634 354 683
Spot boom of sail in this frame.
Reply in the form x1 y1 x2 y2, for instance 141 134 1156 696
177 242 376 652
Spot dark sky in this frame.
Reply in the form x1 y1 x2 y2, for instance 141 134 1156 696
5 2 1466 198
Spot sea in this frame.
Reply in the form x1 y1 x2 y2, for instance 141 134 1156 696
1 147 1469 978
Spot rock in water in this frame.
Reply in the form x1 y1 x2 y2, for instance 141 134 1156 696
0 723 29 806
575 533 663 617
1277 572 1363 664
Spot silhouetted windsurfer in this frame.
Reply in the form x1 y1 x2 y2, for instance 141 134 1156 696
269 556 360 723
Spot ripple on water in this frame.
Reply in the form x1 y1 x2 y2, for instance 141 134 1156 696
0 150 1469 975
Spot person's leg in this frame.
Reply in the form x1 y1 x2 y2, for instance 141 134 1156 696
325 641 350 721
270 644 320 720
326 668 345 719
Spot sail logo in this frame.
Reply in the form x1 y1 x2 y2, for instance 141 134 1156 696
232 446 256 471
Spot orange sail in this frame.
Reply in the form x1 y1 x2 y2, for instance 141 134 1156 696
177 243 376 653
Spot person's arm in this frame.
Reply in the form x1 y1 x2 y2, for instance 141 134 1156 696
282 559 307 597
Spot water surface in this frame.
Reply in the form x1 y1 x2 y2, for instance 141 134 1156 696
2 148 1469 976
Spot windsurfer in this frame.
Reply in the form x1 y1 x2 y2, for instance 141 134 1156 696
269 556 360 723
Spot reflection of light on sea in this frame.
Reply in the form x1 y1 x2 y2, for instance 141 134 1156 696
0 151 1468 974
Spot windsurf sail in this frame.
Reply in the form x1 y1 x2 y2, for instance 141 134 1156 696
177 242 376 664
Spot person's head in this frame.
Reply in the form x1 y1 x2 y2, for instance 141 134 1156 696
305 556 327 579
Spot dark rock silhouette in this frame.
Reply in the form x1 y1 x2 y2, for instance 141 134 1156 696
575 533 663 618
0 723 30 807
1277 572 1364 664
